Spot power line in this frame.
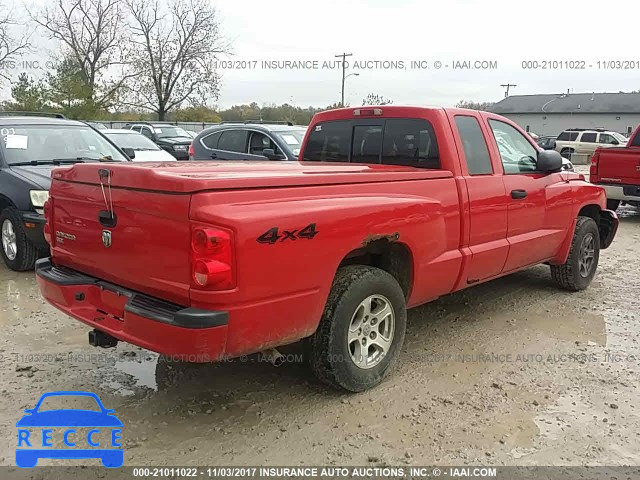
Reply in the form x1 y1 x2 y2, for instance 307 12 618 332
500 83 517 97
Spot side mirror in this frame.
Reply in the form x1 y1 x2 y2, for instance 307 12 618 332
545 139 557 150
122 147 136 160
262 148 278 160
537 149 563 172
611 139 619 145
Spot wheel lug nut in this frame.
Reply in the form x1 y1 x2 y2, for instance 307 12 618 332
371 318 377 325
370 332 376 339
361 338 366 345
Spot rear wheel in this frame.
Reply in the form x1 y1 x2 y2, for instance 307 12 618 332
309 265 407 392
550 216 600 291
0 207 38 271
606 199 620 211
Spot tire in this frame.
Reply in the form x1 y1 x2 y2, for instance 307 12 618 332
606 199 620 211
309 265 407 392
550 216 600 291
560 148 573 159
0 207 38 271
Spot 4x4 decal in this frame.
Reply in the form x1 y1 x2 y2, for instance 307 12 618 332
257 223 319 244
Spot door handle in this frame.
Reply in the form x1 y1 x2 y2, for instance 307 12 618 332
511 189 528 199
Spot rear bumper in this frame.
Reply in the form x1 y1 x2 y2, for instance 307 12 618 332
35 258 229 360
600 183 640 202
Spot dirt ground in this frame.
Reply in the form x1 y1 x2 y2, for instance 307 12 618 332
1 167 639 468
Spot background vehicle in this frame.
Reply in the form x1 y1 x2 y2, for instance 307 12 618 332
103 129 176 162
37 106 617 392
0 114 130 271
590 124 640 210
555 128 626 159
85 121 108 131
537 135 557 150
190 122 306 161
123 122 192 160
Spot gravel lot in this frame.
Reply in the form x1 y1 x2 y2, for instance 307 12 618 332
1 167 639 467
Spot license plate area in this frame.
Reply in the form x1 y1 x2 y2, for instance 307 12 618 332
88 282 132 321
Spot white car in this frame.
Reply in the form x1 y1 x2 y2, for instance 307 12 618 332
103 129 177 162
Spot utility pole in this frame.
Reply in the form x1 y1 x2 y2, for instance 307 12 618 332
500 83 517 98
335 52 353 107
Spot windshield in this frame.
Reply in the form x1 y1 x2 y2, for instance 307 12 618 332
154 126 190 138
106 131 160 150
612 132 628 143
1 125 128 165
275 129 305 157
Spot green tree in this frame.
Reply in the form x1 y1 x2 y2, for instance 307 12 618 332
1 73 48 111
173 106 222 123
45 57 104 118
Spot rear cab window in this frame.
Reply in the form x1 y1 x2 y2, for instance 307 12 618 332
303 118 440 169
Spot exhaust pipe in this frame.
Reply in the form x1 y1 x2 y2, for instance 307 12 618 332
262 348 285 367
88 329 118 348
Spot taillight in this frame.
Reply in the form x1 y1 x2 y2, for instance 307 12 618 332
191 227 234 290
590 151 600 177
43 199 52 245
188 142 194 158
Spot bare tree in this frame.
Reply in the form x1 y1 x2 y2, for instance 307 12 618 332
30 0 130 108
125 0 229 120
0 5 31 82
456 100 496 111
362 93 392 106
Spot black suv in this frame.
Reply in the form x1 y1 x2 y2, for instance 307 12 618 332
0 113 131 271
190 121 307 161
123 122 193 160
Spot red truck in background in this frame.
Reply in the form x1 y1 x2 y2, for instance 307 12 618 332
590 124 640 210
36 106 619 392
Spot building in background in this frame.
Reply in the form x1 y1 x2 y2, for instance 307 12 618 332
491 92 640 137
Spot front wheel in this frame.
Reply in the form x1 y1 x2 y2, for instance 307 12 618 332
308 265 407 392
0 207 38 271
560 149 573 159
550 216 600 291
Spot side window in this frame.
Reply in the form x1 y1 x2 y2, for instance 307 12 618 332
140 127 153 139
303 121 351 162
488 120 538 174
455 116 492 175
201 131 222 149
559 131 579 141
249 132 280 156
631 133 640 147
131 125 142 133
580 132 597 143
218 130 248 153
598 134 615 144
381 119 440 168
352 125 383 163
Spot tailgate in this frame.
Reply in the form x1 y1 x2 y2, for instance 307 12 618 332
597 148 640 184
48 176 192 306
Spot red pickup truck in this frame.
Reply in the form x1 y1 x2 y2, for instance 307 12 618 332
36 106 618 392
590 125 640 210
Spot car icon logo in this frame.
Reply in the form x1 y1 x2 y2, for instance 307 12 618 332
102 230 112 248
16 391 123 468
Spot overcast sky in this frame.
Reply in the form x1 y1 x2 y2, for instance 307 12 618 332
7 0 640 108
